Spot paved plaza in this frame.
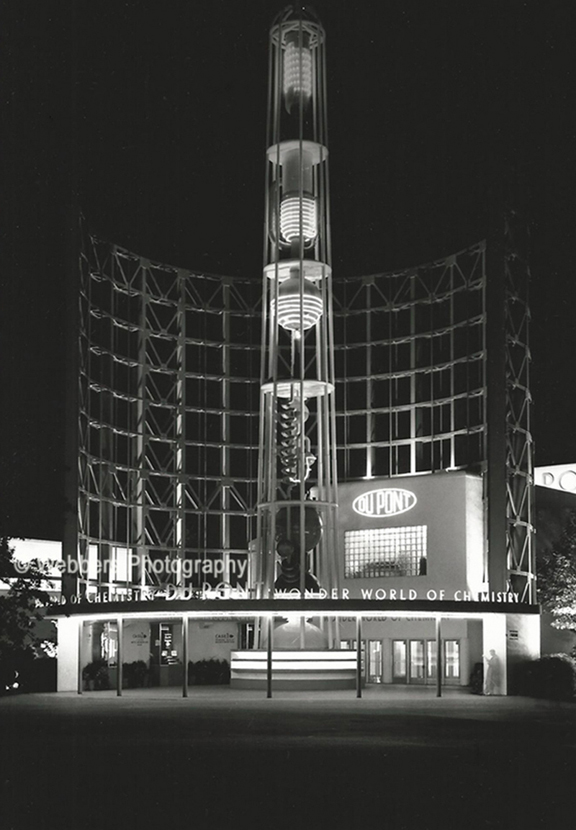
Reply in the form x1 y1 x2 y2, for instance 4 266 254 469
1 687 574 829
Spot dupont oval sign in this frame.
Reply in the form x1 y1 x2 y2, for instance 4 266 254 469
352 488 417 518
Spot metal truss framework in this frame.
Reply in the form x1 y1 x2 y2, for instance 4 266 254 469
333 243 487 479
503 213 534 602
75 232 534 600
77 231 261 596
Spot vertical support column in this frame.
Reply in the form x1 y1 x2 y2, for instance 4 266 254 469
77 618 83 695
221 282 231 586
182 614 189 698
333 616 341 649
61 53 80 598
366 281 373 479
174 285 187 589
326 616 333 649
356 616 362 698
63 192 80 601
57 616 82 692
117 617 123 697
503 214 535 603
134 264 148 592
449 266 455 469
409 277 417 475
486 224 508 593
435 616 442 698
266 616 273 699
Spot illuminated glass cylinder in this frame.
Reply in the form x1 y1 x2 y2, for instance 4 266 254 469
280 195 317 244
257 8 337 602
283 32 312 113
277 144 318 245
273 277 323 331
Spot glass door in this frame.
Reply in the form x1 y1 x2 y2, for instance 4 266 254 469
392 640 407 683
426 640 437 684
444 640 460 682
409 639 425 684
367 640 383 684
392 639 460 686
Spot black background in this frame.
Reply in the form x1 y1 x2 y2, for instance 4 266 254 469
1 0 575 540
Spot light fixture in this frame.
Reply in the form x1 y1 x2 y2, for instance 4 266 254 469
280 194 317 244
273 276 323 331
283 33 312 113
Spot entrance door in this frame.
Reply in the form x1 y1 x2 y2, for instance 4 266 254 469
392 640 407 683
409 640 425 684
444 640 460 682
425 640 461 685
393 638 461 686
426 640 437 684
367 640 383 684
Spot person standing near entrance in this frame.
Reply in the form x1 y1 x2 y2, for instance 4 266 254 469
483 649 500 695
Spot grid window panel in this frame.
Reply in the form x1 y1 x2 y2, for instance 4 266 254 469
347 414 367 445
373 412 391 442
373 445 391 476
229 382 253 413
415 440 432 473
345 380 367 408
344 526 427 579
346 347 368 376
347 448 367 480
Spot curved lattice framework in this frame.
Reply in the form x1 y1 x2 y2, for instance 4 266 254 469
73 230 534 602
77 231 261 598
333 243 488 480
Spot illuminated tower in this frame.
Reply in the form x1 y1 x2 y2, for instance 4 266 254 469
255 6 339 600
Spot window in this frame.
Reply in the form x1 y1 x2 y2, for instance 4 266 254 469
409 640 425 683
444 640 460 679
368 640 383 683
111 546 129 584
426 640 437 680
87 545 99 582
344 526 427 578
392 640 407 681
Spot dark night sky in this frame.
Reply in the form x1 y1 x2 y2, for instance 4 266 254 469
1 0 575 540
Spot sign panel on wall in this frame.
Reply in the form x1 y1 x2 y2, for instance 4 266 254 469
352 488 417 518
